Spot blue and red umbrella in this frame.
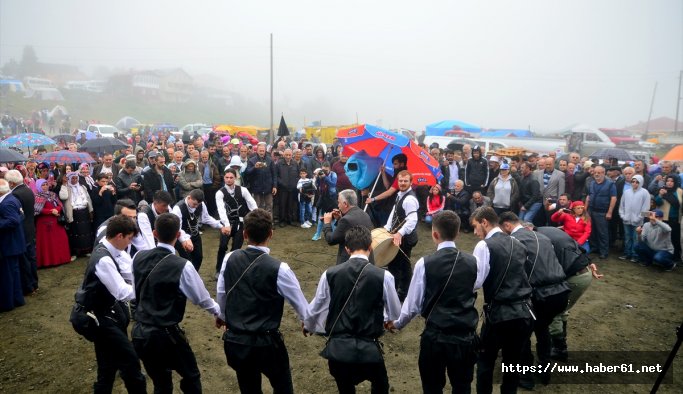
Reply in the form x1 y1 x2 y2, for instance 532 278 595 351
338 124 442 186
37 150 96 165
0 133 56 149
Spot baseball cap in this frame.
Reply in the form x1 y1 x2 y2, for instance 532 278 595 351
500 163 510 170
654 209 664 218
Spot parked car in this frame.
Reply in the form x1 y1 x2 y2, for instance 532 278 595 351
87 124 120 138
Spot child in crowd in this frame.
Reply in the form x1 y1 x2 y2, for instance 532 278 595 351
425 184 445 224
297 168 315 228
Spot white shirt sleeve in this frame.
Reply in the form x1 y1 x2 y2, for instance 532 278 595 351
304 272 330 334
95 256 136 302
384 207 396 232
276 263 308 321
472 240 491 290
179 262 221 316
242 188 259 211
398 195 419 236
383 271 401 321
216 188 229 226
117 251 134 284
216 251 234 321
200 202 223 228
394 258 426 329
171 205 191 242
134 214 156 251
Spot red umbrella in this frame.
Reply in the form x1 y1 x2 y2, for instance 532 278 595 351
37 150 96 164
338 124 442 186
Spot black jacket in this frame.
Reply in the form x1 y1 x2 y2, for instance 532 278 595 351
142 166 175 204
520 173 542 209
11 183 35 242
322 206 375 265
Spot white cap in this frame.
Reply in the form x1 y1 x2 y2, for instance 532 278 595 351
489 156 500 163
228 155 243 168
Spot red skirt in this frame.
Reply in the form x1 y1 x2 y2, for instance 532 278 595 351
36 202 71 268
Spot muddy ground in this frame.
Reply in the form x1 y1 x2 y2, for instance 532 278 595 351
0 222 681 393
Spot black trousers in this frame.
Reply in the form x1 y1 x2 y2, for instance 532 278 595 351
386 243 414 302
521 291 570 382
418 331 477 394
215 223 245 273
93 325 146 394
133 325 201 394
19 238 38 294
476 317 533 394
203 184 218 219
224 339 293 394
328 360 389 394
177 234 203 271
277 188 297 224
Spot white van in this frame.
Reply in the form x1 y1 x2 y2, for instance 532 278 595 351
87 124 120 138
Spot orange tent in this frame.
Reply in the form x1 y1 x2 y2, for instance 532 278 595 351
661 145 683 161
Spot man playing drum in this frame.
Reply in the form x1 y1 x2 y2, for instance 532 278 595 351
383 170 419 302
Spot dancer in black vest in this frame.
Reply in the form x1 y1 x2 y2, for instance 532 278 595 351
74 215 146 393
216 209 308 394
136 190 174 250
534 225 602 363
499 212 571 388
132 213 220 393
215 169 257 275
388 211 479 394
305 226 401 394
172 189 229 271
383 170 419 301
94 199 155 256
471 207 534 394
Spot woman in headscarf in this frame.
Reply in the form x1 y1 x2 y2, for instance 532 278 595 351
78 162 97 196
34 179 71 267
655 174 682 261
177 159 203 198
59 171 94 261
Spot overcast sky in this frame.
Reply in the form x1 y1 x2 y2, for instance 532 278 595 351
1 0 682 131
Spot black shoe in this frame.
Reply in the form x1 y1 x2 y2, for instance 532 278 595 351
599 255 608 260
279 222 286 228
518 375 535 390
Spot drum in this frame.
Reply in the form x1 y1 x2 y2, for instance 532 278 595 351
371 228 399 267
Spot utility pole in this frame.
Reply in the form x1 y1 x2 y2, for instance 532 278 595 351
270 33 274 144
675 70 682 133
645 82 657 134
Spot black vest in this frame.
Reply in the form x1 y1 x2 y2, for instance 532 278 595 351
223 248 284 334
510 228 570 299
141 205 157 231
536 226 591 277
75 244 129 326
482 231 533 323
391 190 418 246
422 248 478 334
133 247 188 327
177 199 202 237
221 185 249 225
325 257 385 339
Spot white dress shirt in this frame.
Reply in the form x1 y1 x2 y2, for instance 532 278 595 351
216 245 308 322
394 241 459 330
304 254 402 334
172 198 224 242
96 224 153 257
384 189 419 236
215 184 258 227
95 239 136 302
472 227 504 290
154 243 221 316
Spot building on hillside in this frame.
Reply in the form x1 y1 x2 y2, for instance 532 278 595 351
157 69 192 103
108 68 193 103
625 117 683 133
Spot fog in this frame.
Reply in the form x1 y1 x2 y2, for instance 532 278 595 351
1 0 681 131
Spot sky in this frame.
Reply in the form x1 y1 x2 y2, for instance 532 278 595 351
1 0 682 131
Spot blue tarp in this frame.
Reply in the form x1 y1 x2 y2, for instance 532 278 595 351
479 129 532 138
425 120 481 136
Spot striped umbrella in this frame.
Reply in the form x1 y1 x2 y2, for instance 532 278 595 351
37 150 96 164
0 133 56 149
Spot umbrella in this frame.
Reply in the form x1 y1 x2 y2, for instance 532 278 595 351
115 116 140 130
277 115 289 137
338 124 442 186
37 150 96 165
588 148 636 162
0 133 56 149
79 137 129 153
661 145 683 161
0 148 27 163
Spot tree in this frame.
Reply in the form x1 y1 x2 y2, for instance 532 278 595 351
20 45 39 76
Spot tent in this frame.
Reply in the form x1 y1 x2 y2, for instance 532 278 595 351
213 124 269 136
425 120 481 136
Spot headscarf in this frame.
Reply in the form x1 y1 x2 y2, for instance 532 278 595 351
34 179 59 214
79 163 96 190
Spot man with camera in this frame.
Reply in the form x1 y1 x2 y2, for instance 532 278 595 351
245 142 277 214
635 210 676 271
